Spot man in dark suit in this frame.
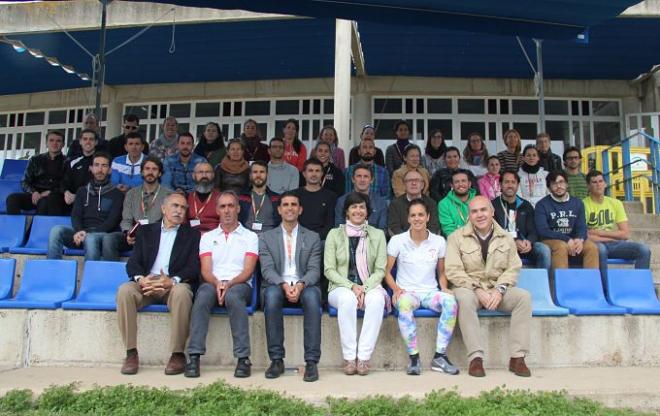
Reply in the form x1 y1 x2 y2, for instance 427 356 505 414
258 191 322 382
115 193 200 376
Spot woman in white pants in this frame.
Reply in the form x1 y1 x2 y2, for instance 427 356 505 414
325 192 387 376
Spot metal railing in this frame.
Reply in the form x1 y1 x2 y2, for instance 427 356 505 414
601 130 660 214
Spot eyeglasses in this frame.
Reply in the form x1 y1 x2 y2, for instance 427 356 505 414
124 125 139 130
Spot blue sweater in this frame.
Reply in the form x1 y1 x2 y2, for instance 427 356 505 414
534 195 587 241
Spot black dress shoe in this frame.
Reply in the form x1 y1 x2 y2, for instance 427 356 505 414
265 359 285 379
303 361 318 382
184 354 200 378
234 358 252 378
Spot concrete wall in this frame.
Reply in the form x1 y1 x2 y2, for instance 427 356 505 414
1 309 659 370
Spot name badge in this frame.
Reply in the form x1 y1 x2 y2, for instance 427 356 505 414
252 222 263 231
138 219 149 225
190 219 201 227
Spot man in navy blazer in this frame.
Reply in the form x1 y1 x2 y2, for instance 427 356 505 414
258 190 322 382
116 193 200 376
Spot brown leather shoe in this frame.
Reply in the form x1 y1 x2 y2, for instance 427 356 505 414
468 357 486 377
121 353 139 375
165 353 186 375
343 359 357 375
509 357 531 377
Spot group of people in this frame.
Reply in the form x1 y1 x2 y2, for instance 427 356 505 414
5 114 651 380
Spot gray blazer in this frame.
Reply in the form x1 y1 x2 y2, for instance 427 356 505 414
258 224 322 288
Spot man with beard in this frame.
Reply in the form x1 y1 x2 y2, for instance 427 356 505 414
102 157 172 261
344 138 391 200
47 152 124 260
266 137 299 194
57 129 99 214
239 161 281 234
429 146 478 202
161 132 207 195
295 159 337 241
438 170 477 237
187 162 220 234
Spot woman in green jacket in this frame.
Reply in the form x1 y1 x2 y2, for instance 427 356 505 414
325 192 388 376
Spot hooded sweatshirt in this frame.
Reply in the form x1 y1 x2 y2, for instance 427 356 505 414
438 188 476 237
517 164 548 207
534 194 587 241
71 178 124 232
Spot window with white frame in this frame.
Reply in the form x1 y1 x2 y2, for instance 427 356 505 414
371 96 623 154
0 107 107 160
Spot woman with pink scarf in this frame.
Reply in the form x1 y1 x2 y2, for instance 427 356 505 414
325 192 388 376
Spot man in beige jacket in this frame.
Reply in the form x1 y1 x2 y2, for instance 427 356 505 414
445 196 532 378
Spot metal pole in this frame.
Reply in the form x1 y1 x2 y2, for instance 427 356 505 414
534 39 545 134
94 0 109 121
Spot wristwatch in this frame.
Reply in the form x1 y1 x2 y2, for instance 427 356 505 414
496 284 508 295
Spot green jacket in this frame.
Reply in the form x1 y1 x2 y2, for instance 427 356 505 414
324 225 387 293
438 188 476 237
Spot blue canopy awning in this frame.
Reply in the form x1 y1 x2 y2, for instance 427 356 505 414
134 0 641 39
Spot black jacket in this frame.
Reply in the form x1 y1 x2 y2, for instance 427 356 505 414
61 154 94 194
107 134 150 159
67 138 107 160
429 168 479 202
126 222 201 286
538 150 563 174
238 188 281 227
71 181 124 232
21 152 66 193
493 195 538 243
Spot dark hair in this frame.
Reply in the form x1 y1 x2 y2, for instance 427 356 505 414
202 122 226 148
486 155 500 164
425 129 447 157
342 192 371 219
241 119 262 141
499 170 520 184
586 170 604 184
251 160 268 172
141 156 163 173
303 157 323 171
546 170 568 188
318 125 338 145
393 120 411 136
361 124 375 137
269 137 284 146
407 197 429 215
279 190 300 204
123 114 139 123
522 144 538 157
92 151 112 165
283 118 303 153
451 169 470 183
352 164 373 178
403 144 422 158
563 146 581 162
125 132 145 145
178 132 195 142
445 146 460 158
463 132 489 166
47 130 65 141
80 129 98 141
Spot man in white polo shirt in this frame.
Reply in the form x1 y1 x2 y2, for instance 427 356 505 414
184 191 259 379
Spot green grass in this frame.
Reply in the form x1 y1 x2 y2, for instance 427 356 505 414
0 382 652 416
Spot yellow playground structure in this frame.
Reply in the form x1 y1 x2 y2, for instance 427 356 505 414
582 145 655 213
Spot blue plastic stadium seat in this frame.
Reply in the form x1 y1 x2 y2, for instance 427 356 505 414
10 216 72 255
606 258 635 265
212 273 259 315
63 248 85 256
0 180 23 214
554 269 628 315
0 258 16 300
328 305 390 318
140 304 169 312
517 269 569 316
62 261 129 311
0 215 26 252
0 160 29 181
0 259 77 309
520 257 534 266
606 269 660 314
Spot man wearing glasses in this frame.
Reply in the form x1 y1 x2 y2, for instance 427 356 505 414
534 170 599 272
107 114 149 159
562 147 587 200
387 169 440 237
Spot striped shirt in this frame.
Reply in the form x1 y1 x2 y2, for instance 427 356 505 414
497 150 522 173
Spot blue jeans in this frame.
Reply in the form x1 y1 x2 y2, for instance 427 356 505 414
47 225 104 261
261 284 322 363
520 241 552 270
596 240 651 284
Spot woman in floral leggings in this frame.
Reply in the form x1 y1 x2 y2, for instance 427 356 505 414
384 198 459 375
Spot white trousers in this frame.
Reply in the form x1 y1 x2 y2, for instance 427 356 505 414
328 287 385 361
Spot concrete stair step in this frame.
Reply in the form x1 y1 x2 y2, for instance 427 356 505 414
622 201 645 214
626 213 660 227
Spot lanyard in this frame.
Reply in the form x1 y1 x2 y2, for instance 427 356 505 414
140 186 161 218
499 198 517 232
251 192 266 219
321 164 332 187
452 200 467 224
285 231 294 268
527 173 535 196
193 192 213 219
